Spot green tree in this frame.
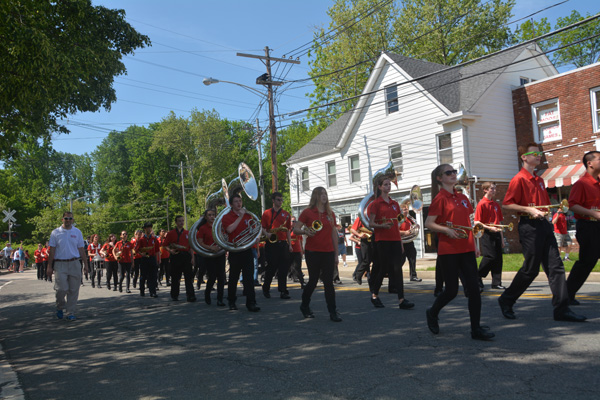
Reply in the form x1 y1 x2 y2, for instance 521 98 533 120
553 11 600 68
512 17 555 56
0 0 150 159
307 0 515 122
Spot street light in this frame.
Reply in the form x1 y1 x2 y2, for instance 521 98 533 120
203 76 280 194
69 195 99 213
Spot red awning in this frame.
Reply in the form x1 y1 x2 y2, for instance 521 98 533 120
539 164 586 188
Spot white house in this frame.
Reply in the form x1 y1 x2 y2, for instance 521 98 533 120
285 44 558 258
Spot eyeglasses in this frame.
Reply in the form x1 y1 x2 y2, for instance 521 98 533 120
443 170 458 176
522 151 543 157
63 217 73 220
274 198 283 202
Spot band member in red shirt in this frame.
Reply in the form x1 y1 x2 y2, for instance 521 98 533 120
368 177 413 310
163 215 196 302
131 230 143 289
136 222 160 297
158 229 171 287
295 187 341 322
261 192 293 299
114 231 134 293
399 205 421 282
474 182 505 291
567 151 600 304
41 242 50 282
288 216 305 288
499 143 585 322
425 164 494 340
222 194 260 312
87 234 102 288
196 209 226 306
552 209 572 260
101 234 118 291
35 243 44 280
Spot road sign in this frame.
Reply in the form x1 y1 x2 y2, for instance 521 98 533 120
2 209 16 224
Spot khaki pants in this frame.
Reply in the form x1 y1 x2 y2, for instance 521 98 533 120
54 260 82 316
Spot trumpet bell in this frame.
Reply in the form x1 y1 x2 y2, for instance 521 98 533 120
312 220 323 231
410 185 423 212
372 160 398 189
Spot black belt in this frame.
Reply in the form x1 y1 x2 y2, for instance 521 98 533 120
55 258 80 262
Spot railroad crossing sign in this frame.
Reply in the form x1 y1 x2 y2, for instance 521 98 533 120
2 209 16 224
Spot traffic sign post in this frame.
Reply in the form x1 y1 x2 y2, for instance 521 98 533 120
2 209 17 245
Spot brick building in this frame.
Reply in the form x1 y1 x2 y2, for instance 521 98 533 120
511 62 600 248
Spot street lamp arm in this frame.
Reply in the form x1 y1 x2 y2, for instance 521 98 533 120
203 77 266 98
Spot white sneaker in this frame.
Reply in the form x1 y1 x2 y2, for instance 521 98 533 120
343 262 347 267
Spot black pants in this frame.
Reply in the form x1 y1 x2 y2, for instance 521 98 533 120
500 218 569 315
139 256 158 296
36 262 44 279
106 261 118 289
403 241 418 278
478 231 503 286
194 254 207 289
204 253 226 301
91 260 103 286
118 262 132 291
264 241 290 294
567 220 600 300
371 241 405 299
354 239 372 281
170 252 196 300
159 257 170 285
227 249 256 306
430 252 481 330
289 252 305 284
42 260 49 280
303 250 337 313
132 258 141 287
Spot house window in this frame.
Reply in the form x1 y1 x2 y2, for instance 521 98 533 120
326 161 337 187
349 155 360 183
301 167 309 192
519 77 530 86
385 84 399 114
532 99 562 143
591 87 600 133
437 133 453 164
389 144 403 177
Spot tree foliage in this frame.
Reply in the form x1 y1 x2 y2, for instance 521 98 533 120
307 0 515 122
0 0 150 160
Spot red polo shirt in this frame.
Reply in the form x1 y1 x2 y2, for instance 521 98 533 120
131 238 142 259
102 242 117 262
475 196 503 225
290 231 303 253
136 235 160 256
114 240 134 263
429 188 475 255
369 196 401 242
299 207 336 252
41 247 49 261
34 249 44 263
569 172 600 220
222 210 255 245
87 243 100 262
163 228 191 252
158 237 170 259
196 223 215 247
261 208 292 241
553 213 568 234
503 168 550 210
350 217 364 249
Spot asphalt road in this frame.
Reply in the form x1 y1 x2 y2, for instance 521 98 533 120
1 268 599 400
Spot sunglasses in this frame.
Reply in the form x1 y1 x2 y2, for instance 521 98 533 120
63 217 73 220
522 151 543 157
443 170 458 176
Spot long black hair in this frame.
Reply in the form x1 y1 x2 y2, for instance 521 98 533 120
198 208 217 228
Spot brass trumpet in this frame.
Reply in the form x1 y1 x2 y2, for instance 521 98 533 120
486 222 514 232
137 246 154 258
168 243 188 254
445 222 484 239
267 227 289 243
303 220 323 235
357 226 373 242
530 199 569 214
375 213 405 225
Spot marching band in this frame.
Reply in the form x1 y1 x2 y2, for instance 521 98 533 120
35 152 598 339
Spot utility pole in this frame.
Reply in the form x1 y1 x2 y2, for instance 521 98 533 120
237 47 300 192
171 162 188 230
256 118 266 214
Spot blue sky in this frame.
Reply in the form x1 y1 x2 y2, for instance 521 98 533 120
53 0 599 155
